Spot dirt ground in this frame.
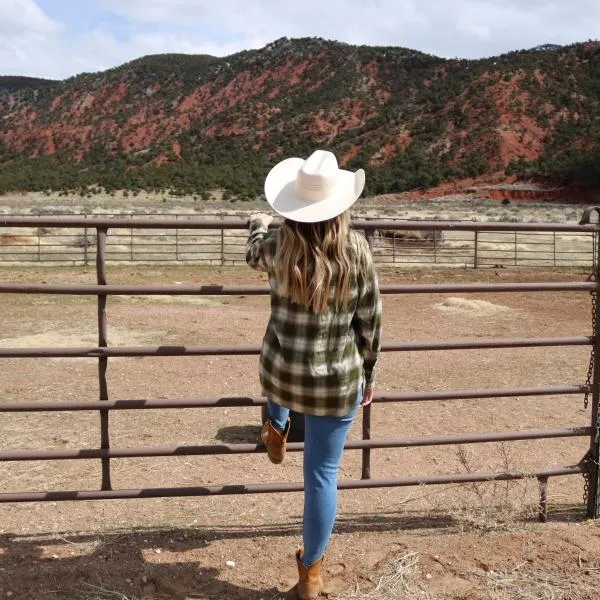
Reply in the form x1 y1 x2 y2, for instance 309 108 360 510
1 265 599 599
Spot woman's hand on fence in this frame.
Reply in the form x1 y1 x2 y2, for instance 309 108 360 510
361 387 374 407
249 213 274 227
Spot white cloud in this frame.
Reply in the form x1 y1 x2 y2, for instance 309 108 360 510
100 0 600 57
414 0 600 57
0 1 65 78
2 1 600 79
0 0 62 34
0 27 256 79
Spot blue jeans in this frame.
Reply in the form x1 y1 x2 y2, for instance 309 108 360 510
267 390 361 566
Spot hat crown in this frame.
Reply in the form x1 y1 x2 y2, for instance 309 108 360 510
295 150 338 202
263 148 365 223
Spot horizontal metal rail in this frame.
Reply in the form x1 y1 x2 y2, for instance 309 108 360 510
0 386 590 413
2 216 599 233
0 466 585 503
0 428 590 462
0 336 592 358
0 282 597 295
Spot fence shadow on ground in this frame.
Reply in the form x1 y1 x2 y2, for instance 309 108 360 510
215 424 262 443
0 514 454 600
0 508 588 599
0 537 279 599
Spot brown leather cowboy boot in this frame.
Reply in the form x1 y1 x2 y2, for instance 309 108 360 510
292 550 324 600
260 419 290 464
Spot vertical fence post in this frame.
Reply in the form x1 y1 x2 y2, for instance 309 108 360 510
514 232 518 266
588 338 600 518
96 227 112 491
366 230 375 252
176 215 180 262
362 403 372 480
538 476 549 522
587 253 600 519
433 229 437 266
362 228 376 479
553 231 556 268
474 231 478 269
220 228 225 267
83 214 89 267
37 227 41 263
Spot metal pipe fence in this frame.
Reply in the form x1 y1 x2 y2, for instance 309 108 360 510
1 214 597 268
1 212 600 520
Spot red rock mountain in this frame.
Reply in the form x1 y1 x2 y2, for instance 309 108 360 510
1 37 599 197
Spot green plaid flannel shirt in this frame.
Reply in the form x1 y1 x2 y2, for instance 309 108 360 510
246 218 382 417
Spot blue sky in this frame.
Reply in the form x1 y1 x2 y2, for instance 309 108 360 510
2 0 600 79
36 0 125 32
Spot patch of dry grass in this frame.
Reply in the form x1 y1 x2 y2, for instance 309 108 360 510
73 583 137 600
440 444 540 533
333 552 430 600
334 554 596 600
484 567 595 600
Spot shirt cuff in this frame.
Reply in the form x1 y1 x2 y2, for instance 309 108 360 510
364 360 377 388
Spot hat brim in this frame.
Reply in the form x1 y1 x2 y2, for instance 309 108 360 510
264 157 365 223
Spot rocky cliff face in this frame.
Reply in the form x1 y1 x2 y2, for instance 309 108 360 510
1 37 599 196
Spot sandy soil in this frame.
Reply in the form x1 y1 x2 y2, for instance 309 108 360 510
0 265 599 599
0 189 589 222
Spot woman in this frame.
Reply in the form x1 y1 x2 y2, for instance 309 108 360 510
246 149 382 600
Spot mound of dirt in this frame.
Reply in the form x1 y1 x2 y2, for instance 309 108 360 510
435 297 513 315
115 294 227 306
0 326 166 350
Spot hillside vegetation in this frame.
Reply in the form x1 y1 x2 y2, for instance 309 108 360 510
1 37 600 198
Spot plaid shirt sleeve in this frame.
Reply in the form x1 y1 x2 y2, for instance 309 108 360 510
245 218 278 272
352 237 383 389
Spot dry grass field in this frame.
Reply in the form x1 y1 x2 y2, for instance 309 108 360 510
1 262 600 599
0 192 595 268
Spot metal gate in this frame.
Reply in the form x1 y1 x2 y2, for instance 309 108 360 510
1 212 599 520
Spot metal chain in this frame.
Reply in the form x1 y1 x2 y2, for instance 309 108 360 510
584 274 597 410
583 452 591 505
583 449 600 509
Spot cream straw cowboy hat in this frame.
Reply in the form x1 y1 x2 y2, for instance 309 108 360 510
264 149 366 223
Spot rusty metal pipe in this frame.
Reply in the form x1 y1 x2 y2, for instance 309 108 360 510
362 403 372 480
0 337 592 358
0 428 590 462
538 476 549 522
0 466 585 503
587 220 600 518
0 386 589 412
96 227 111 491
2 216 599 233
0 282 596 295
374 386 591 403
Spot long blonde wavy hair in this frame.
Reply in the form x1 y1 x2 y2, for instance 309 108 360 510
274 211 356 314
